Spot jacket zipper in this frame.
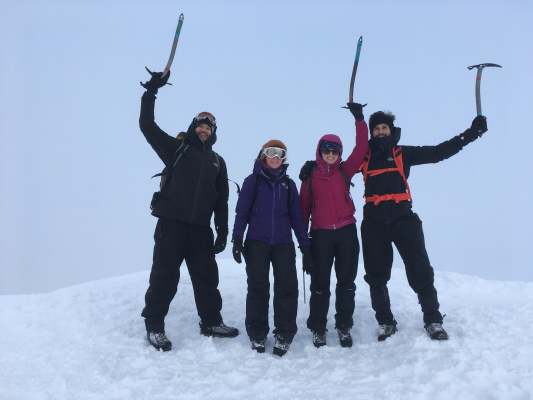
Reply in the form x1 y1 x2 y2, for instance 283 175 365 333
190 143 206 223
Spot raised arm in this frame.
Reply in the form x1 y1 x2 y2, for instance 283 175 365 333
139 70 178 168
405 116 488 166
341 103 369 177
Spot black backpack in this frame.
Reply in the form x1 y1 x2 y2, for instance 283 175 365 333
298 160 354 214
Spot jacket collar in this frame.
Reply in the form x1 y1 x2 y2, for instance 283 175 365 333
369 127 401 151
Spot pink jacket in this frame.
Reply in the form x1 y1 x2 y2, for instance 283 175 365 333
299 120 369 231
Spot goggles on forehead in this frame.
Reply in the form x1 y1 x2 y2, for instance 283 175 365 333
194 112 216 127
263 147 287 159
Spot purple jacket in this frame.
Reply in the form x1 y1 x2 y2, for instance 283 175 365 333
232 161 310 247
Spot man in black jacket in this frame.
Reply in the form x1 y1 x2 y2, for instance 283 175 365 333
359 111 488 341
139 71 238 351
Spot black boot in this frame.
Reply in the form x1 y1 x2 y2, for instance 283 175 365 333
425 323 448 340
377 320 398 342
147 332 172 351
312 331 327 348
250 337 267 353
336 326 353 348
200 322 239 338
273 335 291 357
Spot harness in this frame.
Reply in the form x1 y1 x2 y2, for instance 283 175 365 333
359 146 412 206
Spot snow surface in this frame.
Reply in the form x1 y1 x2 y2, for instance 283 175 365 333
1 260 532 400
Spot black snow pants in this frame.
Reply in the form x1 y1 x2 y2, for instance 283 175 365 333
306 223 359 335
141 217 223 333
361 212 443 325
244 239 298 342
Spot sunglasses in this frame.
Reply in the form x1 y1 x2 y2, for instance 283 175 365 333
194 112 216 127
263 147 287 159
322 149 340 156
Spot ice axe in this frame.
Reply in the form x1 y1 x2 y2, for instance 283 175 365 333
467 63 502 116
342 36 367 110
142 14 184 84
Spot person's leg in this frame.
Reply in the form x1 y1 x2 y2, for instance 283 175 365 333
271 241 298 342
141 218 186 333
332 223 359 329
361 219 395 325
243 239 272 340
392 213 442 324
184 224 223 327
306 229 335 335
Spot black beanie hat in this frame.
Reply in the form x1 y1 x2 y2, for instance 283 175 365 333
369 111 396 133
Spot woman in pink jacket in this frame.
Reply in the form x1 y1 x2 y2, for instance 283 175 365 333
299 103 369 348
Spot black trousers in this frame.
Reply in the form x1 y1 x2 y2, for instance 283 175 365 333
244 239 298 342
361 213 442 325
141 217 223 333
306 223 359 335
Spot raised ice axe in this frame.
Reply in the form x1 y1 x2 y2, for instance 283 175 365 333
467 63 502 116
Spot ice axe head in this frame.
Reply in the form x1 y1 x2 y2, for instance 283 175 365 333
467 63 502 116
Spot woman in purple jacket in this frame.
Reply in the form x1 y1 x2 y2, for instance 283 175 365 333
232 140 315 357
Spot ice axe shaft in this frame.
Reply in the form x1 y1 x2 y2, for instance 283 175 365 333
161 14 184 78
467 63 502 116
342 36 364 109
303 269 306 304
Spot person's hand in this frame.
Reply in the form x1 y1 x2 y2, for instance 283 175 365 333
346 102 364 120
470 115 488 136
232 236 245 264
140 70 171 95
214 235 227 254
300 245 315 275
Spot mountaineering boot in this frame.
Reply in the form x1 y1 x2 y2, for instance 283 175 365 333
147 332 172 351
377 320 398 342
425 323 449 340
250 337 267 353
273 335 291 357
200 322 239 338
336 326 353 348
313 331 327 348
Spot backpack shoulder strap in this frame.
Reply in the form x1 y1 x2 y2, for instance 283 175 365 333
339 163 355 190
392 145 413 203
212 151 221 176
358 149 371 183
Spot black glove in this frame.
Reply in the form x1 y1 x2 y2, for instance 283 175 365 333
140 70 171 95
346 102 364 120
232 236 245 264
470 115 488 136
300 245 315 275
214 235 227 254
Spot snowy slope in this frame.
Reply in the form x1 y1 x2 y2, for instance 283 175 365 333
1 260 532 400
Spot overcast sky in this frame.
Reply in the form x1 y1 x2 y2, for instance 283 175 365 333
1 0 532 295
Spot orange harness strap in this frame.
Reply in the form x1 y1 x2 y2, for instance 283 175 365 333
359 146 413 205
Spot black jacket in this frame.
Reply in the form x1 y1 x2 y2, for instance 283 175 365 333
139 92 229 236
362 126 480 224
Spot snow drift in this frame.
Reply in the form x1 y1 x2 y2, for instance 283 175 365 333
1 260 532 400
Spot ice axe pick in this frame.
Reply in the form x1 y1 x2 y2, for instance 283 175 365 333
467 63 502 116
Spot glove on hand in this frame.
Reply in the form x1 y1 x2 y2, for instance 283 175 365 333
232 236 245 264
470 115 488 136
141 70 171 95
214 235 227 254
300 245 316 275
346 102 364 120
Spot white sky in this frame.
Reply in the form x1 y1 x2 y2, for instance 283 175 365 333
1 0 532 294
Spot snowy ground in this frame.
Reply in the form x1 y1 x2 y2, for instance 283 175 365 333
1 260 532 400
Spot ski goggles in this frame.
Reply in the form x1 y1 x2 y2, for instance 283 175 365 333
194 112 216 127
322 148 340 156
263 147 287 159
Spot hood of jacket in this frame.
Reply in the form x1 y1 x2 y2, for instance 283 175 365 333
315 134 343 175
369 127 401 152
184 119 218 148
252 160 288 180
